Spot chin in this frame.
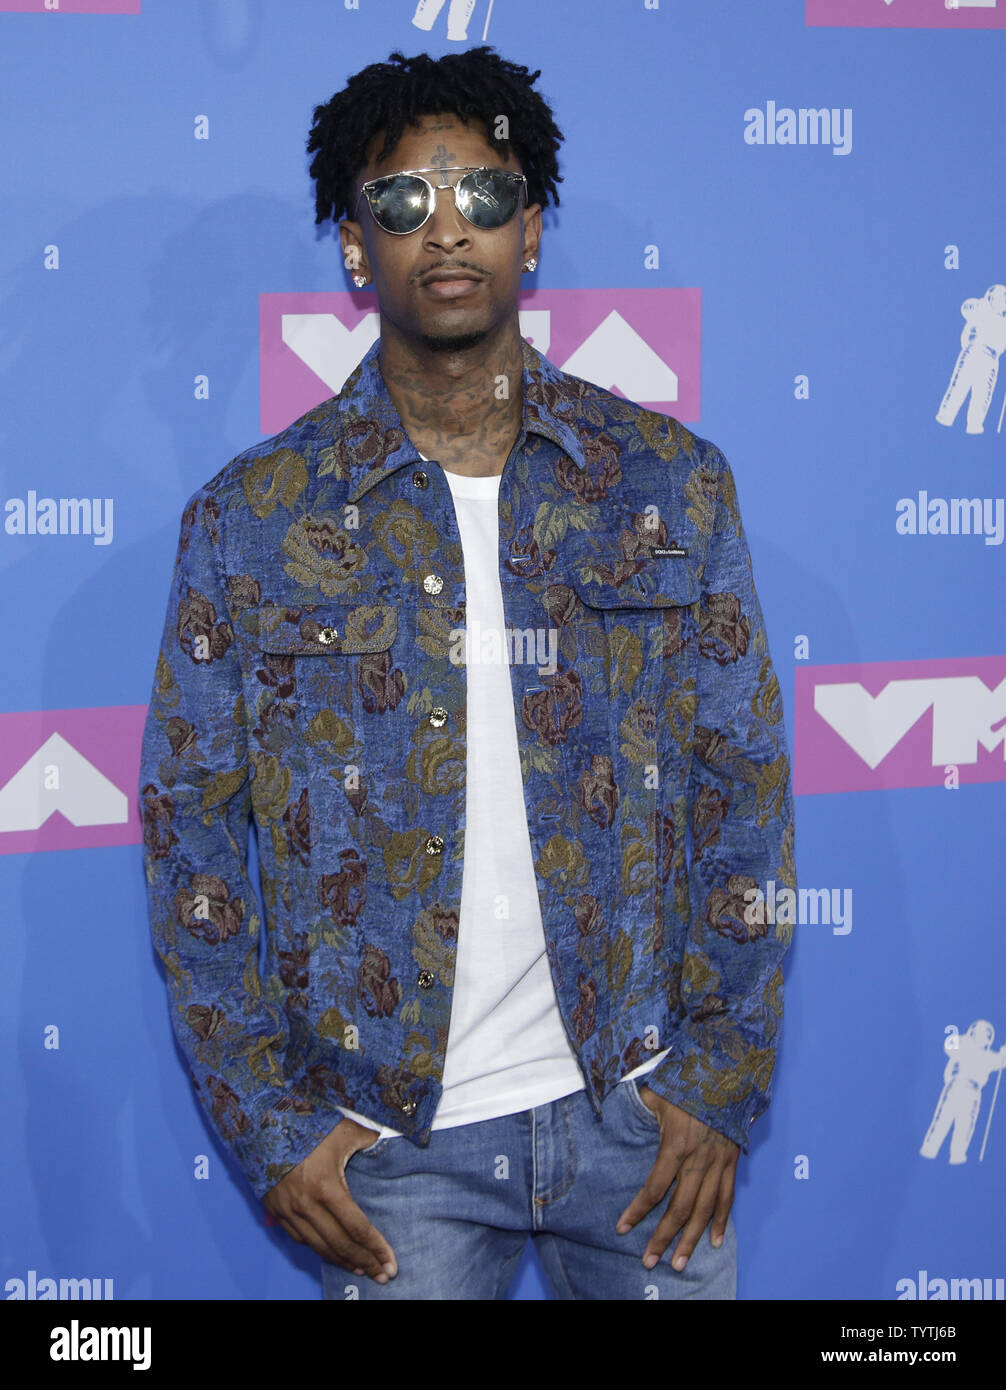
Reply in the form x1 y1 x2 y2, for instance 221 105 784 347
419 327 489 353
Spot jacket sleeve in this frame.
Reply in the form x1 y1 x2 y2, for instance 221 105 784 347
642 445 796 1152
139 488 346 1201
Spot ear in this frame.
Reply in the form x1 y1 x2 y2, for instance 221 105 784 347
339 219 369 280
521 203 543 263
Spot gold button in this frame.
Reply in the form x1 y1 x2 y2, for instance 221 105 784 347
317 626 338 645
423 574 444 596
424 834 444 856
412 471 428 489
399 1099 417 1116
417 969 435 989
428 706 448 728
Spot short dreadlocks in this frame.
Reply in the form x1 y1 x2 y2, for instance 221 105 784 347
307 46 564 226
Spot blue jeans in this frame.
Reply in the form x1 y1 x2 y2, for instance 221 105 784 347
321 1078 737 1300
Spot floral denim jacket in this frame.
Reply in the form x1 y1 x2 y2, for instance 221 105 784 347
139 336 796 1202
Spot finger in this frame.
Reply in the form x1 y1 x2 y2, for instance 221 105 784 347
645 1165 720 1271
615 1144 682 1234
273 1206 366 1275
276 1193 392 1280
667 1168 722 1272
314 1173 399 1277
710 1161 736 1249
313 1205 394 1280
638 1155 711 1264
339 1139 399 1269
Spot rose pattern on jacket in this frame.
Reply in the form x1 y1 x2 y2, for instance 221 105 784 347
206 1075 251 1141
574 894 603 936
699 591 750 665
278 930 310 1012
283 788 311 867
141 784 177 861
505 524 557 577
578 755 618 829
572 973 598 1043
175 873 244 947
411 903 460 990
227 573 261 612
521 669 583 747
281 516 369 596
556 431 622 503
358 943 402 1019
318 848 366 926
256 652 296 701
357 650 406 715
178 589 232 663
692 785 731 862
186 1003 228 1043
705 875 764 944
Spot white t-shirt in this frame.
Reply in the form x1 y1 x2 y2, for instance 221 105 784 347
336 455 669 1139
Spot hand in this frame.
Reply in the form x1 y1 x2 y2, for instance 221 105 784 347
263 1118 398 1284
616 1087 739 1271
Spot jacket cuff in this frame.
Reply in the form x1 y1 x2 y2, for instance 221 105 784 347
235 1096 351 1203
635 1022 776 1153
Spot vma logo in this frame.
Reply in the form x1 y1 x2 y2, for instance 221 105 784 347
0 1 141 11
807 0 1004 29
259 290 701 435
936 284 1006 435
794 656 1006 794
0 705 147 854
412 0 494 43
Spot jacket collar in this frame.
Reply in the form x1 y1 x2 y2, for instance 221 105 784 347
334 336 589 504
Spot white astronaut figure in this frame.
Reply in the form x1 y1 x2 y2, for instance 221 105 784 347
412 0 478 42
935 284 1006 434
920 1020 1006 1164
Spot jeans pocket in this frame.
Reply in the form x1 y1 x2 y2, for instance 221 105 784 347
350 1131 397 1161
622 1076 663 1131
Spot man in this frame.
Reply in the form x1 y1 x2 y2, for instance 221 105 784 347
139 45 795 1300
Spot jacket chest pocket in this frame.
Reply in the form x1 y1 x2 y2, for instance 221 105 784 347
246 600 402 781
549 544 702 797
565 552 700 701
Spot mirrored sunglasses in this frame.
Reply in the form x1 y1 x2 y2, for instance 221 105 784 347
356 166 528 236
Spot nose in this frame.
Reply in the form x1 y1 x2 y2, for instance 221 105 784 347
422 181 473 249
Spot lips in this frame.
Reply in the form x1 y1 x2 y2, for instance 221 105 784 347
420 269 483 286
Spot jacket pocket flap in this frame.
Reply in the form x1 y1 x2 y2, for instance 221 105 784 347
251 602 398 655
566 552 700 610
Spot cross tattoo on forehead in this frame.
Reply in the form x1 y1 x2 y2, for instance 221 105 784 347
431 142 456 170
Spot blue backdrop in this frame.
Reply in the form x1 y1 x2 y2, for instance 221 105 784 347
2 0 1004 1301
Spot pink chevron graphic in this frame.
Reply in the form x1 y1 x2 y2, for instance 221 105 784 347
0 705 147 854
807 0 1006 29
259 288 701 434
0 2 140 11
